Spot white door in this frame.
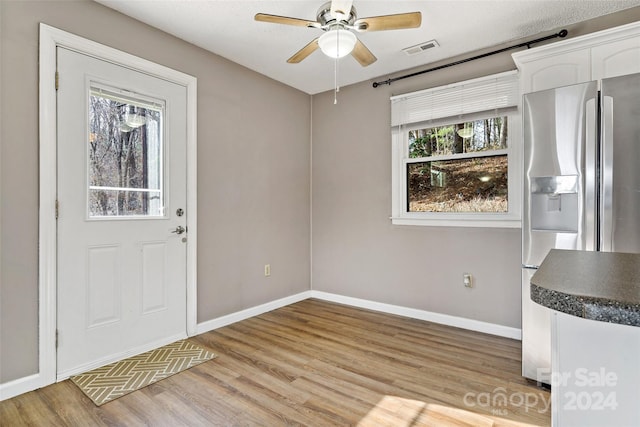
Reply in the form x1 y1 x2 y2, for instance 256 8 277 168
56 47 188 379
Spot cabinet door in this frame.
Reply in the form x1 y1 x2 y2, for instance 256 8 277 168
591 37 640 80
552 312 640 427
520 49 591 94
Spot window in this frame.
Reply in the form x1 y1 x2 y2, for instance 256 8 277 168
407 116 509 213
88 85 165 218
391 71 521 227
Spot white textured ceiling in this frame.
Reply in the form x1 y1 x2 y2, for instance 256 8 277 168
95 0 639 94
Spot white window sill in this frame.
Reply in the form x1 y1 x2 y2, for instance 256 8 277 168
390 215 522 228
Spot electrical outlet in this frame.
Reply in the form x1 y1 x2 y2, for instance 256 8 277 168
264 264 271 277
463 273 473 288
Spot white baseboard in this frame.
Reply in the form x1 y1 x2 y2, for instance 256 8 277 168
2 288 520 402
195 289 520 340
195 291 312 335
0 373 47 402
309 291 522 340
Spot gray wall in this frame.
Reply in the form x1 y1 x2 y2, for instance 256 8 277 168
311 8 640 328
0 0 310 383
312 81 522 328
1 0 638 387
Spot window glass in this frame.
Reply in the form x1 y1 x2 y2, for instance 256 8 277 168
409 117 508 158
88 88 164 217
406 116 509 213
407 155 508 212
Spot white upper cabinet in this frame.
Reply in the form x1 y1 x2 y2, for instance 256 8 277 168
591 36 640 80
513 21 640 93
517 49 590 93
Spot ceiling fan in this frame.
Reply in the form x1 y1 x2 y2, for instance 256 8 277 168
255 0 422 67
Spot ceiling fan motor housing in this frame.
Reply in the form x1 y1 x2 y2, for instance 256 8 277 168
316 1 357 29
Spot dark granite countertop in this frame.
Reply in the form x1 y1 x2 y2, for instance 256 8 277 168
530 249 640 327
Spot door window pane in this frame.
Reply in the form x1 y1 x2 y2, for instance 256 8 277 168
88 87 164 217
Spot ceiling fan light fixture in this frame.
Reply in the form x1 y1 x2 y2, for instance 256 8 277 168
318 28 357 58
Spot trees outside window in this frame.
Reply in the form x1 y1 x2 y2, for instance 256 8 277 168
406 117 508 213
88 88 163 217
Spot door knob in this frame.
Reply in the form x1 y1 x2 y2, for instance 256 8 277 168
171 225 186 235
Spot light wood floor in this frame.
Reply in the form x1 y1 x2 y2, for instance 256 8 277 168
1 299 550 426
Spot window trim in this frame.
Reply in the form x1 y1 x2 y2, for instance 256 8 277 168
408 148 509 164
390 72 522 228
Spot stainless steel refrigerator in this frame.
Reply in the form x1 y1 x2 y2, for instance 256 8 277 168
521 72 640 384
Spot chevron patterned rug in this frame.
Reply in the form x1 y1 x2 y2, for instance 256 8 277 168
70 339 217 406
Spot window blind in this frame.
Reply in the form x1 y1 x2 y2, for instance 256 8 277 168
391 70 519 127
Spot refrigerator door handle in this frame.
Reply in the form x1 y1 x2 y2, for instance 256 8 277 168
601 95 614 252
585 97 597 251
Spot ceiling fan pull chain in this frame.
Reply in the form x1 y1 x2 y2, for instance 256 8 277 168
335 54 341 104
334 29 340 104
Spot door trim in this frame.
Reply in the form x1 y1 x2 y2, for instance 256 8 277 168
38 23 198 386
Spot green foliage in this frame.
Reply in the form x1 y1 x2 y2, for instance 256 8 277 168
408 116 508 159
408 125 455 158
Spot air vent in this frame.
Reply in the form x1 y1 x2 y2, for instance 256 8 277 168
403 40 439 56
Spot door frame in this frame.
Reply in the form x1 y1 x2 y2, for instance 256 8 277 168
38 23 198 386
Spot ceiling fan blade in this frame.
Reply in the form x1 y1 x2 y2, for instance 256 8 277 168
330 0 354 20
255 13 319 28
287 38 320 63
354 12 422 32
351 39 377 67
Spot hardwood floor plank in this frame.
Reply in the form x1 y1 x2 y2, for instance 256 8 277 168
297 299 520 352
293 377 383 425
277 302 523 377
0 393 64 427
37 381 107 426
104 389 190 426
0 299 549 426
283 302 523 376
159 367 246 422
205 326 308 381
